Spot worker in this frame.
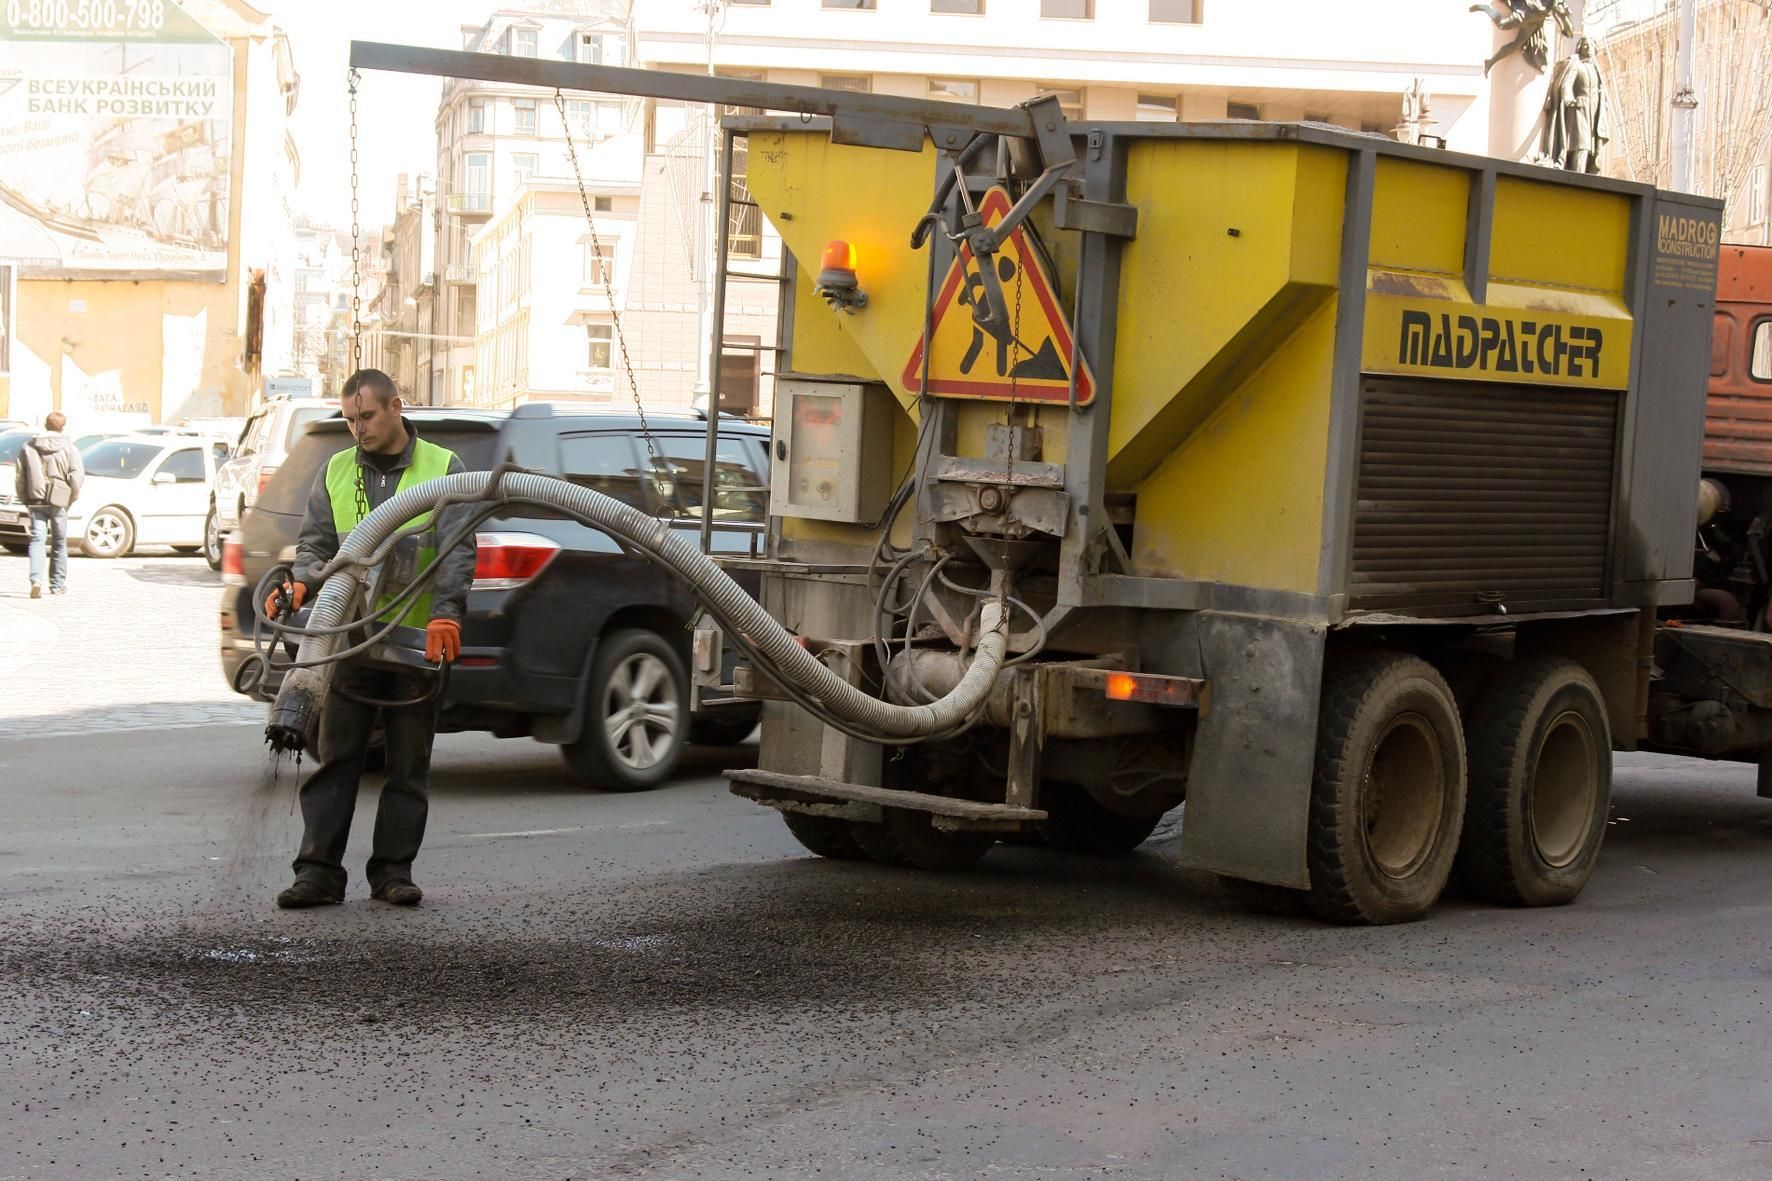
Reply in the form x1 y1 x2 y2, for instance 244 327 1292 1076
271 368 475 909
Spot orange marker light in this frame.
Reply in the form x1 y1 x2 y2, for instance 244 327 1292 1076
1105 672 1138 702
818 239 857 278
815 239 867 311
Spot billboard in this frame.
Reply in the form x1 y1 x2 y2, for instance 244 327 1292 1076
0 2 233 281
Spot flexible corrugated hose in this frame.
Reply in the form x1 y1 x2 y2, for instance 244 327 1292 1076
271 471 1008 746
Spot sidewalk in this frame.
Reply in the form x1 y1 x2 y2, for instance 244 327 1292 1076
0 552 258 737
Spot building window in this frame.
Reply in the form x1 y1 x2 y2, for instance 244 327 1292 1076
567 98 623 140
1136 94 1177 122
719 336 763 416
464 152 490 199
587 323 613 370
512 27 538 57
1041 0 1092 15
929 78 979 104
584 241 614 285
822 0 876 8
1037 86 1083 121
513 153 538 184
513 99 537 135
467 98 486 133
576 31 624 66
728 137 762 260
1227 101 1260 120
1149 0 1201 22
821 73 872 93
1752 164 1768 228
932 0 983 11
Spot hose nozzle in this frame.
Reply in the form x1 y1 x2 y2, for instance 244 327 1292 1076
265 664 334 755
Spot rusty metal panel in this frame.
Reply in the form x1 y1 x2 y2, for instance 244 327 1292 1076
1347 378 1619 615
1701 246 1772 476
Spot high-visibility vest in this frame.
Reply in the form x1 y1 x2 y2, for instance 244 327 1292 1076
324 438 454 628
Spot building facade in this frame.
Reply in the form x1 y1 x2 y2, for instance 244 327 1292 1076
1588 0 1772 244
0 0 302 428
415 1 1560 414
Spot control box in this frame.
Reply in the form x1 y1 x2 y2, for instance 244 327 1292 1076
769 377 896 523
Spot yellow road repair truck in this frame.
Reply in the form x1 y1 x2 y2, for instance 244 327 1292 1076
347 46 1747 925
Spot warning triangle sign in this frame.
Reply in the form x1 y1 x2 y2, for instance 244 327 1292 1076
902 186 1095 407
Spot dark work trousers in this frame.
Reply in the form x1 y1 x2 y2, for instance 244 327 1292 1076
293 663 441 896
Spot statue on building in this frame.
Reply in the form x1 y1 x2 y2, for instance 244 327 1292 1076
1472 0 1575 75
1541 36 1609 174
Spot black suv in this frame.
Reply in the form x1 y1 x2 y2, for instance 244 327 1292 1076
219 405 768 790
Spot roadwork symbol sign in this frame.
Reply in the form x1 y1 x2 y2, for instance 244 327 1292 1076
901 186 1095 406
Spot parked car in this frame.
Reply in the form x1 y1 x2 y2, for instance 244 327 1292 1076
213 398 340 541
0 429 37 554
28 433 231 560
219 404 769 790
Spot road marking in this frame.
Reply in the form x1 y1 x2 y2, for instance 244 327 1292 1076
464 826 588 839
462 820 667 839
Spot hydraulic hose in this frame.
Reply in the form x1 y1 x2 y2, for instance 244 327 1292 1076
278 470 1009 743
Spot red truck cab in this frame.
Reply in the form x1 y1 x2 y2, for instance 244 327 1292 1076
1704 245 1772 473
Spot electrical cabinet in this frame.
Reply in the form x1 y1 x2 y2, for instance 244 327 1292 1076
769 378 895 523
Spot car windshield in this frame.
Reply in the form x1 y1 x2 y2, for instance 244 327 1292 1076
83 440 164 480
287 406 337 445
0 431 33 463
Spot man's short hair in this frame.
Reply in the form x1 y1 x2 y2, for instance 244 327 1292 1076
341 368 399 406
44 412 66 432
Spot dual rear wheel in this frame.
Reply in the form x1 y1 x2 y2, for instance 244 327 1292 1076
1227 649 1612 925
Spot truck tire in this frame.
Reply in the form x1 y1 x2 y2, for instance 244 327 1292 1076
780 811 867 860
1037 783 1163 855
851 807 994 871
1307 650 1466 926
561 629 687 792
1457 657 1611 907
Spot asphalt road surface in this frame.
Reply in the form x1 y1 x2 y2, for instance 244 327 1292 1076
3 715 1771 1180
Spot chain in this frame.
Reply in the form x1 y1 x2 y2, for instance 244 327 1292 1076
348 68 362 376
555 89 657 463
1002 235 1025 582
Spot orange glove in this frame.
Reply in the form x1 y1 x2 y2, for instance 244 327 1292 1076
425 618 461 664
264 580 306 619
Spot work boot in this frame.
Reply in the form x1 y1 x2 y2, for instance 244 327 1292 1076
276 880 343 909
29 585 41 600
372 880 423 907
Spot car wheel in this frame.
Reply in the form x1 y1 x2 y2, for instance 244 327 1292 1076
82 507 134 558
560 629 688 791
203 506 223 570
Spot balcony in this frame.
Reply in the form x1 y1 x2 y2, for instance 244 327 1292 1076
444 262 475 284
445 190 492 218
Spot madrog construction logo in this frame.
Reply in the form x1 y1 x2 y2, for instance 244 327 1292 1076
1657 213 1719 261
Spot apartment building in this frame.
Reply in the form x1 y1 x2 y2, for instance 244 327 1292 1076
416 1 1518 412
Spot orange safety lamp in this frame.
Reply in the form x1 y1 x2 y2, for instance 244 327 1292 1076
814 239 867 312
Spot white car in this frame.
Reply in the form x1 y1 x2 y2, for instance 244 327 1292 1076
213 398 339 538
71 434 232 561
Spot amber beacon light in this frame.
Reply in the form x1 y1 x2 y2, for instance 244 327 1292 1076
814 239 867 312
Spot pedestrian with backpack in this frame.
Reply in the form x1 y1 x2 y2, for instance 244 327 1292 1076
15 412 84 599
